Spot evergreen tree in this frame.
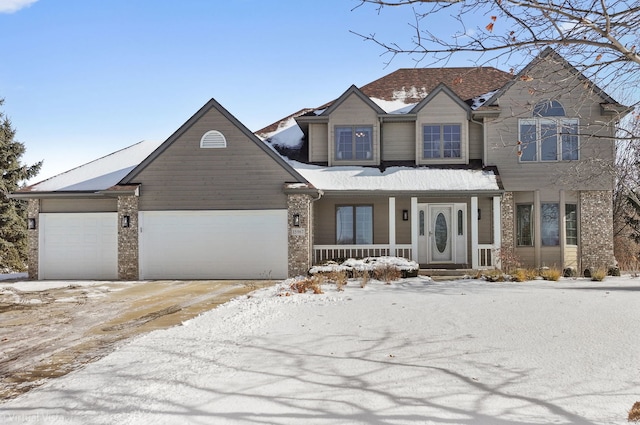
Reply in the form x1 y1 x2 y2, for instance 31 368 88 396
0 99 42 272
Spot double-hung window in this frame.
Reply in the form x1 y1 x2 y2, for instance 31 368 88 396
335 126 373 161
519 100 579 162
336 205 373 244
423 124 461 159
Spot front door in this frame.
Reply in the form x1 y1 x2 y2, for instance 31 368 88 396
418 203 466 265
429 205 453 263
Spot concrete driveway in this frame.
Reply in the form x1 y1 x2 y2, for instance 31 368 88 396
0 279 274 400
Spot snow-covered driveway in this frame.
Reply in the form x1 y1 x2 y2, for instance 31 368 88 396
1 277 639 424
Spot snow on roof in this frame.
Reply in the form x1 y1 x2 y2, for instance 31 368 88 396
470 89 500 110
260 117 304 149
370 98 417 114
27 140 163 192
291 161 500 192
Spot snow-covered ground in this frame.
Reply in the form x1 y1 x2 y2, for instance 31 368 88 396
1 276 639 425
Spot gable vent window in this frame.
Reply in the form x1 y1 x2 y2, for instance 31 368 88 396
200 130 227 148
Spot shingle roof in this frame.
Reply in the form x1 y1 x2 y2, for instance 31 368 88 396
257 66 513 136
360 67 513 103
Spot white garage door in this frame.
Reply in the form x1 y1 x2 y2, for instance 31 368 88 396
139 210 288 279
39 213 118 280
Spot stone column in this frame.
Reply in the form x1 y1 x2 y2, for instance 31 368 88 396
579 190 615 274
500 192 515 267
117 195 139 280
287 193 313 277
26 199 40 280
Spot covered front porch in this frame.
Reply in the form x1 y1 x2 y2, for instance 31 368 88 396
311 195 502 270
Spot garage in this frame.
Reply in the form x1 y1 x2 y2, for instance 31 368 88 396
39 213 118 280
138 210 288 279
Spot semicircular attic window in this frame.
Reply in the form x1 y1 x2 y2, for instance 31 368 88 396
200 130 227 148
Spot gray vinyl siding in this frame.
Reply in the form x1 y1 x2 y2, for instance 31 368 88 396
485 60 616 192
314 196 390 245
309 123 328 163
395 197 412 244
135 106 294 211
477 197 493 244
382 122 415 161
468 121 483 161
40 198 117 213
328 94 380 166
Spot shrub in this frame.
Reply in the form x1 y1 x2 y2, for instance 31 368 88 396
509 268 539 282
540 267 562 281
590 268 607 282
482 269 506 282
512 269 528 282
324 270 348 291
290 275 324 294
372 264 402 284
352 268 370 288
629 401 640 422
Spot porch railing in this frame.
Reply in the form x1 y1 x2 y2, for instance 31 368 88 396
477 244 497 269
313 244 413 264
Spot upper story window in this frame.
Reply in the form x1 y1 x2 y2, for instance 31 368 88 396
423 124 461 159
335 126 373 161
518 100 579 162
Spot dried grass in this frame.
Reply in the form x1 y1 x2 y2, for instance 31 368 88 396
353 269 370 288
591 267 607 282
629 401 640 422
372 264 402 284
323 270 348 291
290 276 324 294
540 267 562 281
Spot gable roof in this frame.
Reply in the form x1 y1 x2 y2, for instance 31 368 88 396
15 139 163 194
483 47 626 109
409 83 471 117
319 84 386 116
14 98 309 198
121 98 307 185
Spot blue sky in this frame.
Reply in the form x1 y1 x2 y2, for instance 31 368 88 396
0 0 490 182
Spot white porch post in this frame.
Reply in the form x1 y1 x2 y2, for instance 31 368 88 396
471 196 479 269
493 196 502 269
411 197 418 262
389 197 396 257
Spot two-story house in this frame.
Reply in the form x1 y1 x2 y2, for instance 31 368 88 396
12 48 627 280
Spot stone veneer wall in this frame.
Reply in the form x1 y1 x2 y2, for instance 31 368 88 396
118 195 139 280
579 190 615 272
287 193 313 277
500 192 515 263
26 199 39 280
